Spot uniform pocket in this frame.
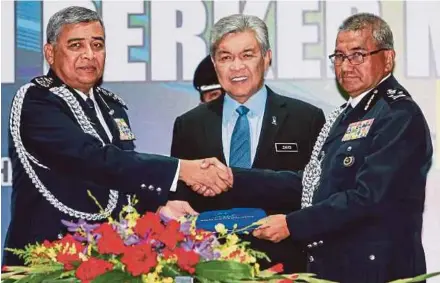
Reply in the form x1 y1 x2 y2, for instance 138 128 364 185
329 140 366 179
342 242 392 283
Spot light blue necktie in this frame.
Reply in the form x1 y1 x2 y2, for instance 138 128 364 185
229 105 251 168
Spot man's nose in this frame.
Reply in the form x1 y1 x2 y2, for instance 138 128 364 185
340 57 354 72
230 58 245 71
82 45 95 59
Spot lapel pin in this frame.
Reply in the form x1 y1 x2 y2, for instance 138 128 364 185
272 116 277 126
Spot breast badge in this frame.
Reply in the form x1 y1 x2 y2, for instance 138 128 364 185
342 118 374 142
114 118 135 141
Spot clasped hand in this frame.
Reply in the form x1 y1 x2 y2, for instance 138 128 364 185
179 158 233 197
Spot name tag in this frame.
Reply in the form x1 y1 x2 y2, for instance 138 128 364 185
275 143 298 152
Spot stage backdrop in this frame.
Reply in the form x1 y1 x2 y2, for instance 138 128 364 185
1 0 439 278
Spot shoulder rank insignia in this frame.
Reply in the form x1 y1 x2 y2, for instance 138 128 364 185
32 76 54 88
386 88 408 101
342 118 374 142
96 86 128 109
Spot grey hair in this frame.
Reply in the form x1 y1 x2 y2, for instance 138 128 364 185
210 14 270 56
338 13 394 49
46 6 104 44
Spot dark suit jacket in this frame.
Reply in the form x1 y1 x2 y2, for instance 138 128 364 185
232 76 432 282
4 70 178 266
170 86 325 273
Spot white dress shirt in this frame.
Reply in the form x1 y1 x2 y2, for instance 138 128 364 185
222 86 268 166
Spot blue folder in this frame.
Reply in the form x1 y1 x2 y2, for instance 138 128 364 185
195 208 267 233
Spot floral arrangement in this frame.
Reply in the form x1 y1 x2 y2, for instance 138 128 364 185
2 195 439 283
1 196 331 283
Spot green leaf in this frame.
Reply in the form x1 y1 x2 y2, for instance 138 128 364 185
195 260 253 281
91 270 142 283
161 264 184 278
13 270 64 283
388 272 440 283
41 279 79 283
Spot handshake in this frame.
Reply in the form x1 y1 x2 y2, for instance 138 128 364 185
179 158 233 197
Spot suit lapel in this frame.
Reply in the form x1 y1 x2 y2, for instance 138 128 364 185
45 70 117 145
253 87 287 168
323 107 348 146
204 96 227 164
94 91 121 145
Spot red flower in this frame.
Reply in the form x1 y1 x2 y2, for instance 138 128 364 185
162 247 176 260
54 234 83 252
75 257 113 283
95 223 126 255
2 266 9 272
134 212 165 238
269 263 284 273
160 220 185 248
121 243 157 276
56 252 81 271
175 247 200 274
51 234 84 270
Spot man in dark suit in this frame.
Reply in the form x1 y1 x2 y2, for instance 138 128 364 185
171 14 325 273
4 6 232 266
226 13 432 283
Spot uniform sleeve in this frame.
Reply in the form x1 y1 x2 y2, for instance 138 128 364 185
286 103 431 241
170 116 185 158
227 167 303 211
18 87 178 197
169 115 193 201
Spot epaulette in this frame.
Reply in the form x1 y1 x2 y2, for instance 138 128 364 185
383 88 412 104
31 75 55 89
96 86 128 109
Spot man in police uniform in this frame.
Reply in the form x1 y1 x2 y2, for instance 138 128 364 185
223 13 433 282
4 6 232 266
193 55 224 103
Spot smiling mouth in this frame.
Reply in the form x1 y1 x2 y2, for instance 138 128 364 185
231 76 247 82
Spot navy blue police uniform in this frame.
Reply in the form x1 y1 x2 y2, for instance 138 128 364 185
230 75 433 282
4 70 178 266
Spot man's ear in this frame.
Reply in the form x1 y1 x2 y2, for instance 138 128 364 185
264 49 272 70
384 49 395 73
44 43 54 65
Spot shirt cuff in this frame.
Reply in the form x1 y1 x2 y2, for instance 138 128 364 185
170 160 180 192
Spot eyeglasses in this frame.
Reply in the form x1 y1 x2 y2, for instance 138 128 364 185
329 48 388 65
